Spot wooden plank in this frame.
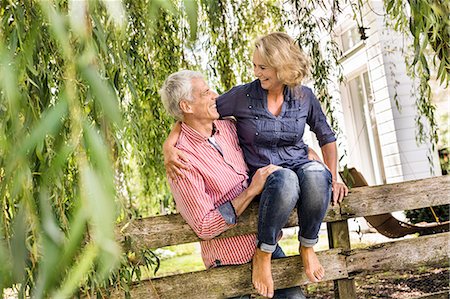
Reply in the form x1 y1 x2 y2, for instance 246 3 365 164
116 175 449 249
116 203 340 249
327 220 357 299
109 249 347 299
339 175 450 219
111 233 449 298
412 291 450 299
346 232 450 274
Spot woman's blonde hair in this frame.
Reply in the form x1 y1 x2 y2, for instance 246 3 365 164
254 32 310 87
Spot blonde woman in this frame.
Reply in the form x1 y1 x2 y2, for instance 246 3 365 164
164 32 348 298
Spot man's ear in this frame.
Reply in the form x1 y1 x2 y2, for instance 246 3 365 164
179 100 192 113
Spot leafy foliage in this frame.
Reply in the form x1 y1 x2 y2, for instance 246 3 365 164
405 205 449 224
384 0 450 163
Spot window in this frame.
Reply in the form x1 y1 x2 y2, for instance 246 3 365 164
346 71 386 185
340 26 362 53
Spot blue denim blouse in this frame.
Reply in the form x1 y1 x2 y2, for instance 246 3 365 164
217 79 336 175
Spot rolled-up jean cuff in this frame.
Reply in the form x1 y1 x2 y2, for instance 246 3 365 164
257 240 277 253
298 236 318 247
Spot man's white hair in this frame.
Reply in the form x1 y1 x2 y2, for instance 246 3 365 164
159 70 204 120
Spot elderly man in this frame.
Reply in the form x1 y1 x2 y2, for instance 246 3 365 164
160 70 306 299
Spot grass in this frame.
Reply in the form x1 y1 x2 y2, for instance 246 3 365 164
149 242 205 278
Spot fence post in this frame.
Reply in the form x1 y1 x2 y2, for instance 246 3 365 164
327 220 357 299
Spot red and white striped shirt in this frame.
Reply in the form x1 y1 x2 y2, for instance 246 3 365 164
168 120 257 268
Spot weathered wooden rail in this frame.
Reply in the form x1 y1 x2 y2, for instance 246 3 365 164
113 175 450 298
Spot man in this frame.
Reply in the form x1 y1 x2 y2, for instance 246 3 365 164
160 70 306 299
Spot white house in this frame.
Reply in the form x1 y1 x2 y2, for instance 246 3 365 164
306 0 443 187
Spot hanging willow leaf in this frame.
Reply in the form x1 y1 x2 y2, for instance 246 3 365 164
80 163 121 276
79 64 122 126
17 97 68 157
183 0 198 41
52 243 99 299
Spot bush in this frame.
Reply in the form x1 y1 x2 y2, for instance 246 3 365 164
405 205 449 224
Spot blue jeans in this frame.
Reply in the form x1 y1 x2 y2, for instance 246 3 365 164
257 161 332 251
228 246 306 299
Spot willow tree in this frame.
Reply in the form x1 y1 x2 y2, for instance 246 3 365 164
0 0 194 297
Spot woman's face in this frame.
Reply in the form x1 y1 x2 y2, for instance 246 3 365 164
252 51 283 92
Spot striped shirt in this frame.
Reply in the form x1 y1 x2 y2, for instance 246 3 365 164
168 120 257 268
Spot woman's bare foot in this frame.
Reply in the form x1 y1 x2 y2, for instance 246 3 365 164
252 248 274 298
300 246 325 282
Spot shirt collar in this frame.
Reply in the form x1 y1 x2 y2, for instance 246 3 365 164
180 121 220 143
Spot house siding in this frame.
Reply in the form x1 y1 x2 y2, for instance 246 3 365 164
333 0 441 185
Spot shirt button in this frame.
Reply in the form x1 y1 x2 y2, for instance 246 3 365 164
248 105 252 109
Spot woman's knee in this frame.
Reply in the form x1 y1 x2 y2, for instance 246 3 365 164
267 168 300 193
301 161 332 184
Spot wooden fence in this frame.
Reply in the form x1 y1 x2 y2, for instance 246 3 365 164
113 175 450 299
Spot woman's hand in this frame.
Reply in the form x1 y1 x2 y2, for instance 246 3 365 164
308 147 321 161
331 181 348 206
163 122 189 180
163 143 190 180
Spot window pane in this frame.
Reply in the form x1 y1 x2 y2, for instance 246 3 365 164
341 26 361 52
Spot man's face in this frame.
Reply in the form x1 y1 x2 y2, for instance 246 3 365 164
188 77 219 121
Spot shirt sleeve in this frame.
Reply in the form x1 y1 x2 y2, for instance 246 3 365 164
168 167 237 240
217 86 242 117
306 89 337 147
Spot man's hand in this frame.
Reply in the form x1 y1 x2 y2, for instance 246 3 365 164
163 145 190 180
331 181 348 206
248 164 282 196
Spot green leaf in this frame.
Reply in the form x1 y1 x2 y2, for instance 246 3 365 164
39 1 72 58
52 243 99 299
18 97 68 157
82 121 113 175
79 64 122 126
32 189 67 299
101 0 127 29
10 206 28 284
80 162 120 277
0 46 20 121
184 0 199 41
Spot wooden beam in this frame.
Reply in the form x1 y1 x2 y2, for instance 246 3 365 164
111 232 449 299
346 232 449 274
109 249 346 299
116 203 340 250
412 291 450 299
327 220 357 299
116 175 449 249
339 175 450 219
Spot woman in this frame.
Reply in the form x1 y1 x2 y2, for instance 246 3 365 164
164 32 348 298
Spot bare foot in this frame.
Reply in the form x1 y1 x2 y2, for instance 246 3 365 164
252 248 274 298
300 246 325 283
